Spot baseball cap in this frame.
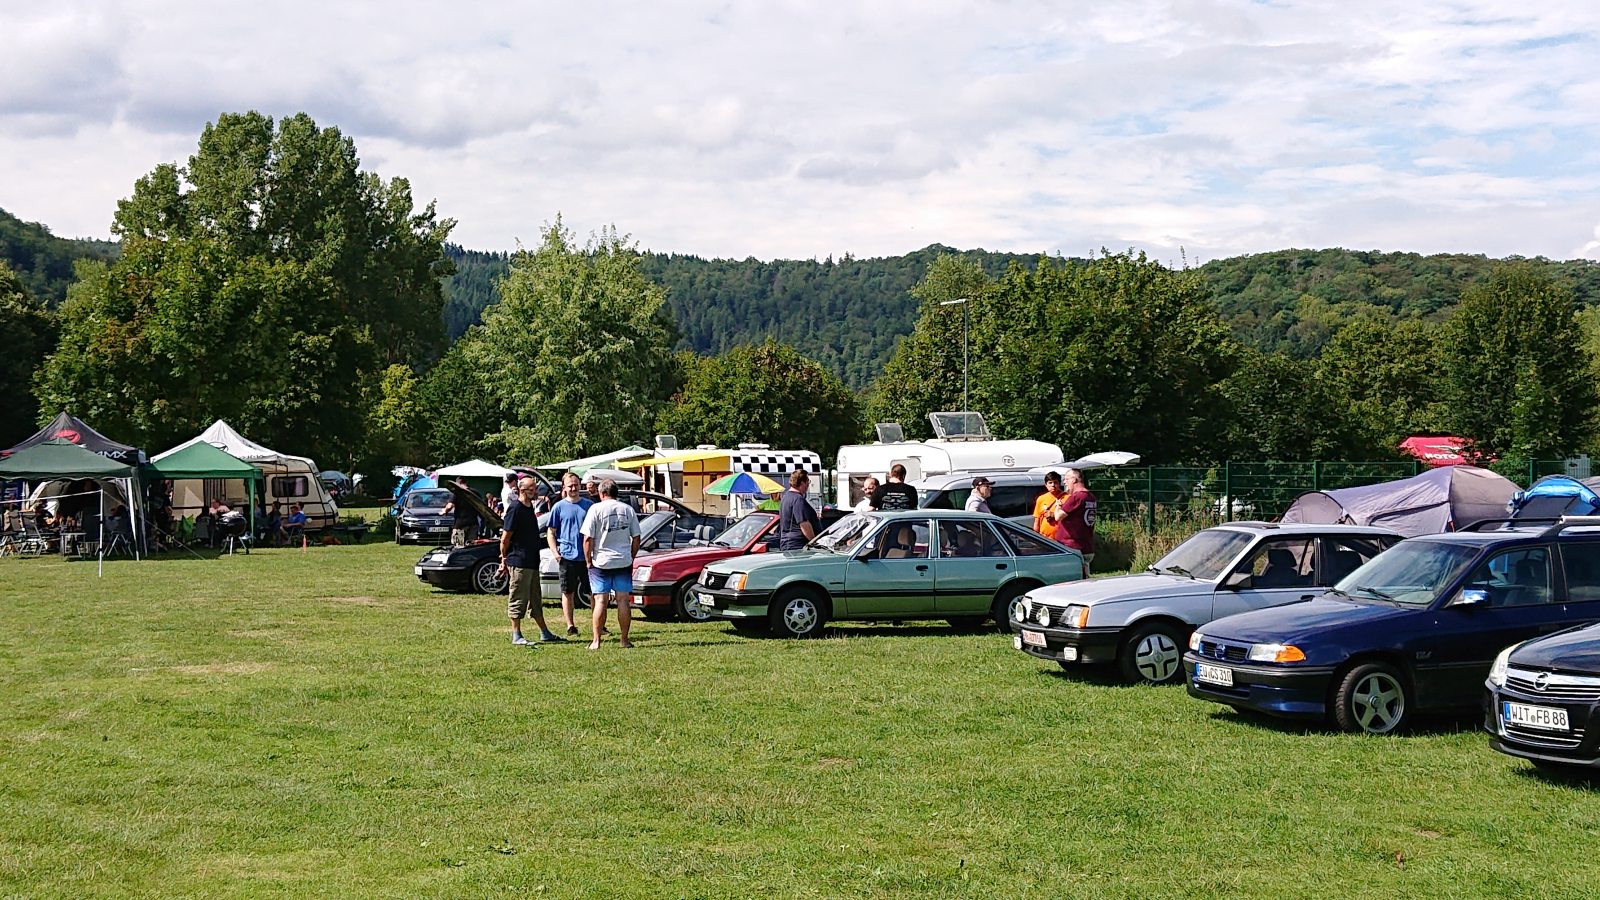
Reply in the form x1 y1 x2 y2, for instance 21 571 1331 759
971 476 994 487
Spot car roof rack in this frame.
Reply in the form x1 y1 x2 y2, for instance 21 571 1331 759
1457 517 1554 532
1542 516 1600 538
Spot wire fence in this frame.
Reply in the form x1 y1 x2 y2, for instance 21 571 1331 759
1091 459 1580 529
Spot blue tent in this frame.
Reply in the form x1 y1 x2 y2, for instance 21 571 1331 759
390 472 437 515
1509 475 1600 521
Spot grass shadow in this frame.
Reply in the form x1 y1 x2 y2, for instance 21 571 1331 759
1202 705 1481 737
1512 762 1600 788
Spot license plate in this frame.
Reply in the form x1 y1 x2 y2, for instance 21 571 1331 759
693 590 714 608
413 566 423 576
1196 663 1234 687
1020 629 1046 647
1504 701 1570 731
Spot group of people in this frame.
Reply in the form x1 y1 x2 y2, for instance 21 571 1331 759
497 471 642 651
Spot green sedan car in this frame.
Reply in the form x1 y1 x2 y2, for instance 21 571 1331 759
692 509 1086 638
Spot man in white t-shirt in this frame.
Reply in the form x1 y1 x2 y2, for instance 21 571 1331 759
580 479 642 649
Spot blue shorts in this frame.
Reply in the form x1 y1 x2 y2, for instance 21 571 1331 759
589 566 632 595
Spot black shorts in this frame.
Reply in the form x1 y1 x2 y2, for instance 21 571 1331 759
558 557 587 594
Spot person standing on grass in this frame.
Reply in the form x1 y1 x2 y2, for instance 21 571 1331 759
854 476 879 513
545 471 593 638
778 470 821 551
581 479 641 650
1050 468 1098 573
870 464 918 511
1032 471 1067 538
500 471 518 514
498 476 564 646
966 476 995 514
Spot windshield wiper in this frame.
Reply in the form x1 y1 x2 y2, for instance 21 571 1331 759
1326 586 1352 599
1162 564 1194 579
1353 585 1397 603
712 540 730 547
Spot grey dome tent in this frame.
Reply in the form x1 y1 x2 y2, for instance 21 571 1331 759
1279 466 1519 537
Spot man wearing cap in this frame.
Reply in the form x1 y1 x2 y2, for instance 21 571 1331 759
966 477 995 514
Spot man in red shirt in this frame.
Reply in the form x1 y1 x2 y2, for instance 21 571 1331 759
1050 468 1098 572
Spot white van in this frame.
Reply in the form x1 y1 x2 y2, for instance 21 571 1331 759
834 412 1065 508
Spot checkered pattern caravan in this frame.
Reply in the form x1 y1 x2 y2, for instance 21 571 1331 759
730 451 821 477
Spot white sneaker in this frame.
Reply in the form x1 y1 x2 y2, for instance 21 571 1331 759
512 635 535 646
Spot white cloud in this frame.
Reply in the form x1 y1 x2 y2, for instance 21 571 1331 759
0 0 1598 262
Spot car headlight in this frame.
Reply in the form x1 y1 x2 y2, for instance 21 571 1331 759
1019 597 1032 620
1062 605 1089 629
1033 605 1052 626
1247 643 1306 663
1489 645 1513 688
729 573 747 591
1189 631 1204 651
635 565 653 583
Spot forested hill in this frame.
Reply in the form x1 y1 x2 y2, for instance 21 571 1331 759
0 207 118 305
444 244 1042 387
1202 248 1600 359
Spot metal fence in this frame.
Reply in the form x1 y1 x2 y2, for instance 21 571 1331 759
1092 459 1576 530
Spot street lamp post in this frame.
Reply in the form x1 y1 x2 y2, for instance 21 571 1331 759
938 297 970 411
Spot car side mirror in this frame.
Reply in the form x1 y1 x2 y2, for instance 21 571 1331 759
1452 588 1489 608
1222 571 1252 591
751 544 769 554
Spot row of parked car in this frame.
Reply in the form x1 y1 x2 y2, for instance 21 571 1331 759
411 478 1600 771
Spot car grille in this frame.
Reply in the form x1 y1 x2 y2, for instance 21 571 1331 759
703 572 730 590
1503 721 1587 750
1032 606 1057 627
1506 668 1600 701
1198 640 1249 663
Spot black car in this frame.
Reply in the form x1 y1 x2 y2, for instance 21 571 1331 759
414 488 724 597
1185 518 1600 734
396 487 457 544
1486 619 1600 770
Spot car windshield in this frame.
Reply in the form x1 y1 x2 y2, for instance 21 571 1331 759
812 513 876 553
713 514 772 547
1332 539 1479 607
404 489 451 510
1150 529 1255 580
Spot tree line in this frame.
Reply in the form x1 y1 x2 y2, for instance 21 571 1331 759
3 109 1599 482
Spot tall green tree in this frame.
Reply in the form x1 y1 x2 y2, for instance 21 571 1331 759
1317 313 1445 449
1438 263 1597 460
458 220 681 463
865 255 993 439
1216 348 1396 460
34 111 453 463
657 339 863 464
0 261 56 448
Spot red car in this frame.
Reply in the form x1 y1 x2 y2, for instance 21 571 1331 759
630 508 845 622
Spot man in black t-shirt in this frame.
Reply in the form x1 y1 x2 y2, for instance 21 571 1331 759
870 464 919 512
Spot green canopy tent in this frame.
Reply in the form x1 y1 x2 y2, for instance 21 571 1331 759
0 438 138 571
146 441 263 550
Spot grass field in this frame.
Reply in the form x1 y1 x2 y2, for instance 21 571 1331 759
3 542 1599 898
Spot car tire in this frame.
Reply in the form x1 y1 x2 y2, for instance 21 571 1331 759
1118 621 1187 684
991 582 1035 634
673 579 712 623
770 588 827 638
471 559 508 594
1332 661 1410 734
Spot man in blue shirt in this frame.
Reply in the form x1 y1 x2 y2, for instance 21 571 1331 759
544 471 594 638
498 476 563 646
778 470 821 551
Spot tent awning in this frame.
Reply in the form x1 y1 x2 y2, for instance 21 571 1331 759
537 446 651 474
613 449 732 468
146 441 261 480
435 459 512 479
0 439 135 479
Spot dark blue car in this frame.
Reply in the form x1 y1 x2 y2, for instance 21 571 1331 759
1183 519 1600 734
1484 621 1600 770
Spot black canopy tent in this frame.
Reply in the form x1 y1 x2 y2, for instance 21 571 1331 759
0 439 141 571
2 412 146 465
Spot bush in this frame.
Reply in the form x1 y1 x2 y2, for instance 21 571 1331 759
1094 509 1213 574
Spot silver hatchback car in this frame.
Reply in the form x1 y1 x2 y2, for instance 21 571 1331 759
1014 522 1402 683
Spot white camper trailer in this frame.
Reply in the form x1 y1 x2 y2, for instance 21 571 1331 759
834 413 1066 508
153 420 340 532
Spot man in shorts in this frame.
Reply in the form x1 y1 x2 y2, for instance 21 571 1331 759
545 471 593 637
581 479 641 649
498 476 564 646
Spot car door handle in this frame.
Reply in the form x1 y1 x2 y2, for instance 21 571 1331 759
916 564 929 572
996 563 1008 570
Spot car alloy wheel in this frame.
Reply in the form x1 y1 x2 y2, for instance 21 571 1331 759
472 559 507 594
674 579 711 622
1118 621 1186 684
771 589 826 638
1334 662 1409 734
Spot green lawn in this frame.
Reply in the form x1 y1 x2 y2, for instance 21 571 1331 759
3 542 1599 898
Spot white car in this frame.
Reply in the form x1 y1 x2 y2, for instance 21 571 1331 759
1014 523 1402 683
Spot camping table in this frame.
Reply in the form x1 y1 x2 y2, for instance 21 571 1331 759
59 530 85 557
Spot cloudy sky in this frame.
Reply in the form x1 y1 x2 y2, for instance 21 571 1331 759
3 1 1599 264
